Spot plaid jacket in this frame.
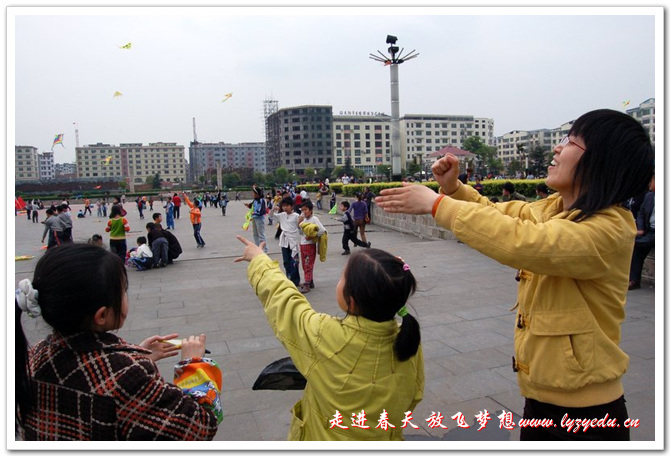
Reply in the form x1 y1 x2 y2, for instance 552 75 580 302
21 331 219 440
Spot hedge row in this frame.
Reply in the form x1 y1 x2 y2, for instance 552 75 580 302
298 179 547 198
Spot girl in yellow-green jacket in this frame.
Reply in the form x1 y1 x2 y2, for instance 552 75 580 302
376 109 654 441
235 236 424 441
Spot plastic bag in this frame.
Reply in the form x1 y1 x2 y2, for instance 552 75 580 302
252 357 307 391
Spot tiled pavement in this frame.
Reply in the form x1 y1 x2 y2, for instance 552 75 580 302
14 199 657 444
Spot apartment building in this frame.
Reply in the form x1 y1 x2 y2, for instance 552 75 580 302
627 98 655 145
332 113 392 176
39 151 55 180
188 142 266 183
55 162 77 178
265 105 333 174
15 146 41 182
401 115 495 164
76 142 187 184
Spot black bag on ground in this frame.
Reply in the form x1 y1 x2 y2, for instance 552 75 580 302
252 357 306 391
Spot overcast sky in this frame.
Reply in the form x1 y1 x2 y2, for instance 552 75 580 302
11 7 658 164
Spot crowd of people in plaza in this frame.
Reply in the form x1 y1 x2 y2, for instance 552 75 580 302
15 109 656 442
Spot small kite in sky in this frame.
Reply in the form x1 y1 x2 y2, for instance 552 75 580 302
113 91 123 98
52 134 64 148
221 93 233 103
94 185 102 189
119 42 132 50
383 60 392 66
101 156 113 166
622 100 630 108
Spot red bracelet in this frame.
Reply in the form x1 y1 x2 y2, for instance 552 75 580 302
431 195 445 217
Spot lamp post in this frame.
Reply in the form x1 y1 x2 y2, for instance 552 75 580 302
370 35 419 181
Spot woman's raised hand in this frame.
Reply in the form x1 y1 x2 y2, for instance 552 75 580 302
431 154 461 195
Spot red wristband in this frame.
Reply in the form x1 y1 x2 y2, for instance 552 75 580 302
431 195 445 217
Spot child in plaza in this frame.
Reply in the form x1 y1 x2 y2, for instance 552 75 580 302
297 200 325 293
129 236 154 271
338 200 369 255
15 243 223 440
105 205 130 263
235 237 423 441
273 196 301 287
164 197 175 230
183 192 205 248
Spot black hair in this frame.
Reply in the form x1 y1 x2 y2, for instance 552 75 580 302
536 183 549 194
355 192 362 200
109 204 123 218
146 222 157 230
137 236 147 244
152 213 161 221
502 182 515 193
45 208 54 216
341 200 351 209
300 199 313 211
342 249 420 362
567 109 654 221
88 234 103 244
30 243 128 334
280 196 294 207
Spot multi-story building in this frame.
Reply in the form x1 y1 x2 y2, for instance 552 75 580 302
38 151 55 180
55 162 77 178
188 142 266 183
627 98 655 145
333 113 392 176
15 146 40 182
401 115 495 165
265 105 333 174
76 142 187 185
496 121 574 167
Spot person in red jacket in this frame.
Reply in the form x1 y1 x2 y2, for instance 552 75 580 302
172 193 182 220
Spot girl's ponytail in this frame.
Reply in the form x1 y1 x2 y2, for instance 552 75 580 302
394 308 421 362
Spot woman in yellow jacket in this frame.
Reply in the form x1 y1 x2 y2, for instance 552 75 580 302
376 109 654 440
235 236 424 440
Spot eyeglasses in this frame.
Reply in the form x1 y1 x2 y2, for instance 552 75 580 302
558 136 586 152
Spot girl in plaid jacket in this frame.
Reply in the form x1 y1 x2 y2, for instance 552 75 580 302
15 243 223 440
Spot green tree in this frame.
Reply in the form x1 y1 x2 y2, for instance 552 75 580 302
343 157 353 176
407 161 421 176
528 145 550 176
274 167 289 184
319 166 332 181
376 164 392 180
223 172 241 188
253 172 265 185
506 159 524 177
331 166 343 178
264 172 276 187
303 167 316 180
150 174 162 189
119 180 127 191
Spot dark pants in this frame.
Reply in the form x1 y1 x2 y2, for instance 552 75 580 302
151 237 169 266
138 205 144 219
109 239 127 264
281 247 301 287
629 230 654 284
342 228 367 251
62 227 73 243
47 230 61 249
174 206 180 219
192 223 205 246
520 396 630 440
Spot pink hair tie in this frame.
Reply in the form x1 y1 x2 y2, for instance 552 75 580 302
402 263 410 272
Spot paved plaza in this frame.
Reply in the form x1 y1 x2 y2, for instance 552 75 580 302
14 198 657 444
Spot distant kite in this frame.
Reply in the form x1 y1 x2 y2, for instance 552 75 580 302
119 42 132 50
94 185 102 189
101 156 113 165
52 134 64 148
622 100 631 108
113 91 123 98
383 60 392 66
221 93 233 103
